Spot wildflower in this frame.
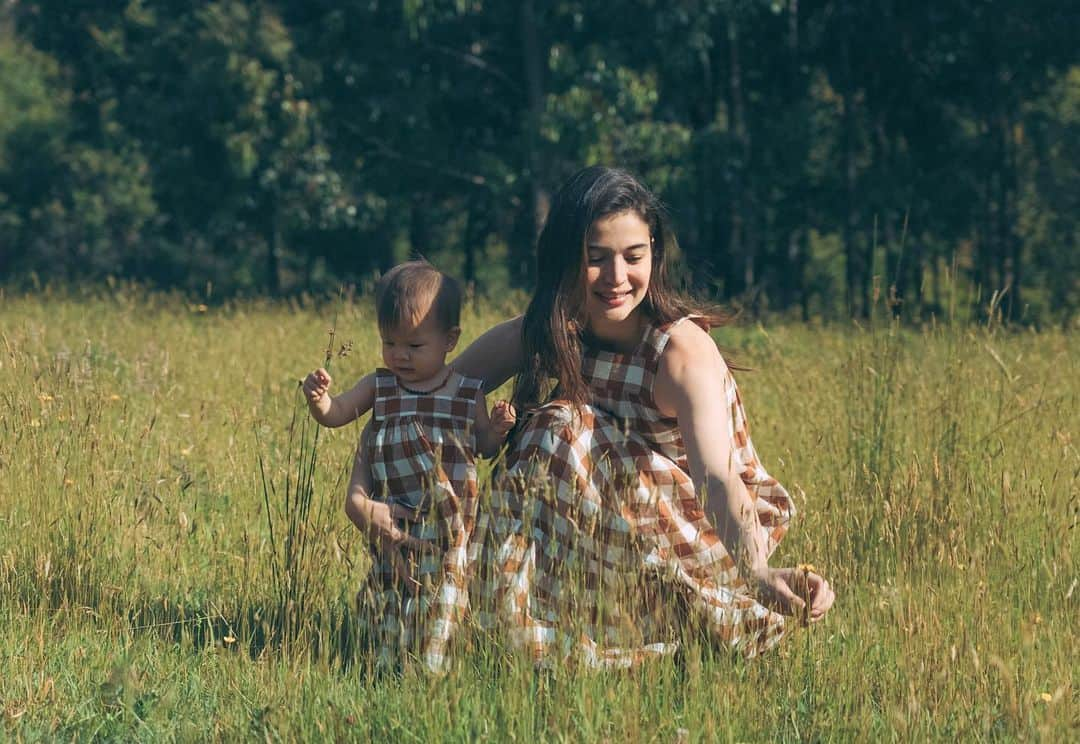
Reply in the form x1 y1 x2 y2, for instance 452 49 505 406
107 394 121 402
797 563 817 574
63 479 75 487
37 393 54 403
1040 692 1052 703
223 635 237 644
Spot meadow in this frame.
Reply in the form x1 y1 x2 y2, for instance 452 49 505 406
0 285 1075 741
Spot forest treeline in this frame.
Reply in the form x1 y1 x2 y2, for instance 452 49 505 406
0 1 1077 323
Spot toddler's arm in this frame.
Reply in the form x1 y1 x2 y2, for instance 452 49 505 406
474 390 516 458
344 433 436 590
302 369 375 428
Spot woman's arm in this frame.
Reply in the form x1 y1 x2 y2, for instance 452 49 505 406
450 316 524 393
654 323 834 621
653 325 772 577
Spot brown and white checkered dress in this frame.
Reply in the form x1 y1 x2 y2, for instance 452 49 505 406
477 317 795 668
358 369 484 671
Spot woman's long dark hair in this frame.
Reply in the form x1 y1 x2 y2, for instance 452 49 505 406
513 166 728 413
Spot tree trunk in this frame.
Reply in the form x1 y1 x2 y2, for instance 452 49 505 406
410 195 431 259
689 37 719 294
835 2 866 316
1000 110 1022 319
840 41 861 317
462 199 487 285
518 0 547 287
266 206 281 295
799 229 811 322
726 10 752 296
784 0 807 315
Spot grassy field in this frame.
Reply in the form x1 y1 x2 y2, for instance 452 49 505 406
0 286 1076 741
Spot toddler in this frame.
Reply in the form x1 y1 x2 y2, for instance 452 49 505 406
303 259 515 518
301 260 514 669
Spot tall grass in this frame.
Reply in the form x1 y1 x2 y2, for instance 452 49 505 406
257 325 350 654
0 284 1075 740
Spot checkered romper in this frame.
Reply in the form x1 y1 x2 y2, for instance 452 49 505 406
478 317 795 668
358 369 484 671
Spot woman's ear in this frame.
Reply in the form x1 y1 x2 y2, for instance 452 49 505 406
446 326 462 352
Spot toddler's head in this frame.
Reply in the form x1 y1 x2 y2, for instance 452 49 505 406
375 261 462 385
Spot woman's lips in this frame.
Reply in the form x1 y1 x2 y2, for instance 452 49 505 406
596 290 630 307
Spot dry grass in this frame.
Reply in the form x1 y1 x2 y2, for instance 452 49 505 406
0 285 1075 741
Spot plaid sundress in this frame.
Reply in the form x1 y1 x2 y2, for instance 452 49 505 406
358 368 485 671
478 317 795 668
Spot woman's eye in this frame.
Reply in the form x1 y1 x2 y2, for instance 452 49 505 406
587 255 604 265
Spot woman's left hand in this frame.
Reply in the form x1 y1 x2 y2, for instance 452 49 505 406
753 566 835 624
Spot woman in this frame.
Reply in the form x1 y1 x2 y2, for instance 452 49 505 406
348 166 834 669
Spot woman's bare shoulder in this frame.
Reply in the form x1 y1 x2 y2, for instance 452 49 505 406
654 319 726 413
662 318 723 365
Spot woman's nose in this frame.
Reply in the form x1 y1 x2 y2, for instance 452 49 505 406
606 256 627 285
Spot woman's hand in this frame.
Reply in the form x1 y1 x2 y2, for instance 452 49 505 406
752 566 835 623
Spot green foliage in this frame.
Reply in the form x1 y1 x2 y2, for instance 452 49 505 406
0 34 157 281
1018 67 1080 325
0 2 1077 322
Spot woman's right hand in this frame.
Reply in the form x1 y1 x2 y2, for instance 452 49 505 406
753 566 835 624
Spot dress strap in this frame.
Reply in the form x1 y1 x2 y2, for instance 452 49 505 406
641 316 710 368
454 374 485 403
371 368 400 422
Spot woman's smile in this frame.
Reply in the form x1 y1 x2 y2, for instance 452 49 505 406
597 289 632 306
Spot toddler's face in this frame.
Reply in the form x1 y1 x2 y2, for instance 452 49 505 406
380 311 458 387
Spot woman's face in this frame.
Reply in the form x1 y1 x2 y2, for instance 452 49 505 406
582 211 652 342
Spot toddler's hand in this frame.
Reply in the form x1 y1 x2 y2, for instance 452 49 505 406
302 368 332 404
490 400 517 436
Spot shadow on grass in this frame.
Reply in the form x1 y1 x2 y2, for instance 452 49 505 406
7 565 371 672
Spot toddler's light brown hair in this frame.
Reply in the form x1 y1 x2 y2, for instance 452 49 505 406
375 260 462 334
